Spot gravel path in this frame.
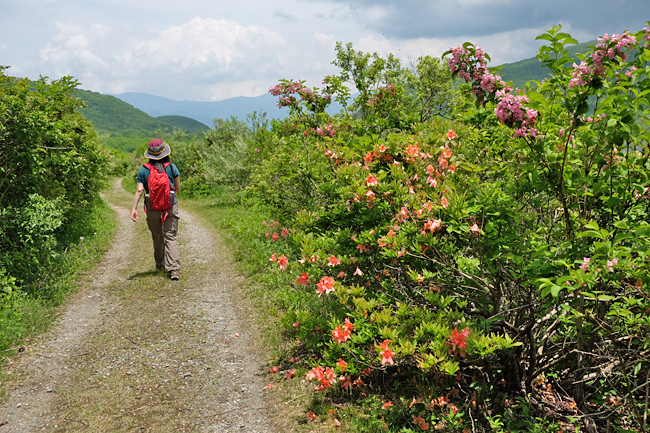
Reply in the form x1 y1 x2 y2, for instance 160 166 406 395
0 178 279 432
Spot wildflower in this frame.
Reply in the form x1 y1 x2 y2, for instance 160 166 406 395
580 257 590 273
277 254 289 270
316 276 335 296
607 257 618 272
296 272 309 286
332 326 351 343
447 327 470 354
328 255 341 266
379 339 395 365
339 376 353 390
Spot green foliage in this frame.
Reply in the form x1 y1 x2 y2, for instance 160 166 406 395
498 39 596 89
220 25 650 432
0 67 108 291
0 197 115 368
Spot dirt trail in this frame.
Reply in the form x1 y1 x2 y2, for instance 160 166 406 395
0 178 279 432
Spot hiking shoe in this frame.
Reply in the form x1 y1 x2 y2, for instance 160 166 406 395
170 270 180 281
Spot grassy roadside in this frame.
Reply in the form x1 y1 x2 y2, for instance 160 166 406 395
0 196 116 374
181 195 354 431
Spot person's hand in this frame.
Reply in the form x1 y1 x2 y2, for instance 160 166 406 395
131 208 138 222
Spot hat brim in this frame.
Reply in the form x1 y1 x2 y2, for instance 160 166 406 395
144 144 172 160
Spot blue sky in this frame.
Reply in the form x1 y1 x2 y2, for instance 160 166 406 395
1 0 648 101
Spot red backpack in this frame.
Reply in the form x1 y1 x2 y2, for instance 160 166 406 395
143 162 175 212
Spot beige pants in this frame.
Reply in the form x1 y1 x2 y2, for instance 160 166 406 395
145 199 180 272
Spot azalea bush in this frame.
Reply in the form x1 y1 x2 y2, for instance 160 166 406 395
245 23 650 432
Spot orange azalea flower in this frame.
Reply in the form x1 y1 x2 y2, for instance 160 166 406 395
281 227 289 237
470 223 480 234
271 232 280 241
337 271 346 278
379 144 386 152
343 318 355 332
296 272 310 286
366 174 379 186
277 254 289 270
382 400 393 410
353 267 364 276
441 197 449 208
379 339 395 365
337 358 348 371
447 327 470 354
447 129 458 140
270 366 279 373
339 376 353 389
269 253 277 262
307 411 317 421
328 255 341 266
332 326 351 343
284 369 296 380
316 276 335 296
356 243 369 252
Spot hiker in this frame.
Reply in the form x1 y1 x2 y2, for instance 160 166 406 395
131 139 181 280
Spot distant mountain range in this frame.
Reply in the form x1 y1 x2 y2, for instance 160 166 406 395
110 92 288 127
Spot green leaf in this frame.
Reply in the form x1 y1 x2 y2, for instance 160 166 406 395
584 221 599 230
535 34 555 42
613 220 629 230
613 233 633 244
579 230 604 239
635 226 650 238
550 285 562 298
